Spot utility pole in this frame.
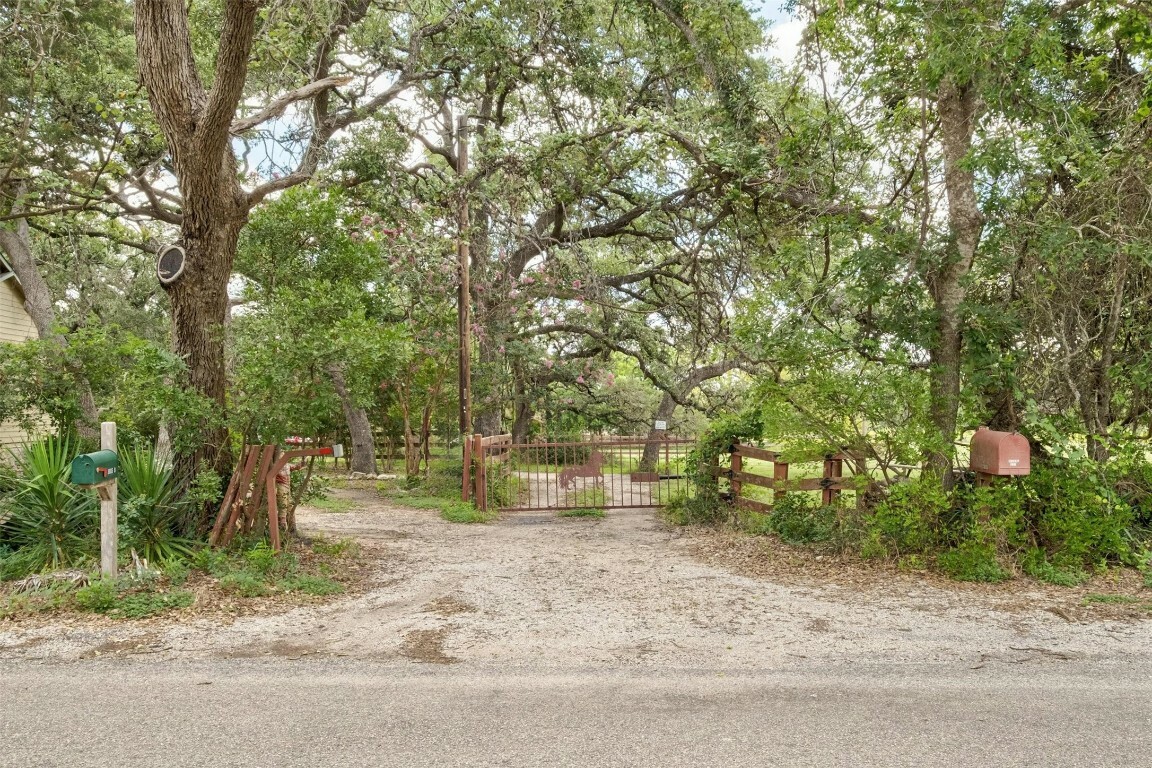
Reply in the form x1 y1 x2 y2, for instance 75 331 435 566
457 114 472 440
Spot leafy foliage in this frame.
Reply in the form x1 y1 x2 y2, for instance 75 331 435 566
117 446 199 563
0 438 96 579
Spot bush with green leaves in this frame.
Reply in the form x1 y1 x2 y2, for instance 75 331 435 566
937 542 1009 583
117 445 199 565
763 494 836 545
865 478 950 556
1019 462 1134 570
0 438 97 579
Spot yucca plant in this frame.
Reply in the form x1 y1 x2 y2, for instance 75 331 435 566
0 438 97 579
118 446 199 564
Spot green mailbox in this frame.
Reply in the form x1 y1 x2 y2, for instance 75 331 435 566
71 450 119 486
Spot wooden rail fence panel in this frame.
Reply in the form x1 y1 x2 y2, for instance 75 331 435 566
723 444 848 513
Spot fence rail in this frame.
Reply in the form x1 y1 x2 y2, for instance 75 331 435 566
713 443 848 512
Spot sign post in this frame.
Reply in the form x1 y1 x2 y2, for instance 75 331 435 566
99 422 118 578
71 422 119 578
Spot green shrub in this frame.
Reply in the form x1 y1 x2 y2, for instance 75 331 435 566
937 543 1009 583
898 554 928 572
162 559 191 586
1021 548 1088 586
867 478 950 555
742 511 774 536
74 579 118 612
1020 463 1134 569
117 446 200 564
243 542 278 575
279 575 343 596
0 438 97 579
115 590 194 618
293 472 331 506
766 495 835 545
191 547 230 577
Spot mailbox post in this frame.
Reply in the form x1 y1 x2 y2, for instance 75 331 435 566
71 422 119 578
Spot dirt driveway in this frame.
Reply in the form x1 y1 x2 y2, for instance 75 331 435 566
3 487 1150 666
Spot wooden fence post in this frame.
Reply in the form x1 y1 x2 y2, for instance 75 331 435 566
773 459 789 502
473 434 486 511
730 447 743 502
462 432 472 502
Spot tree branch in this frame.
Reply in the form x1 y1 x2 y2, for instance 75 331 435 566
231 75 354 135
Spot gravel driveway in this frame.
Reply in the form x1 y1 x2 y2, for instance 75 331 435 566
3 486 1149 667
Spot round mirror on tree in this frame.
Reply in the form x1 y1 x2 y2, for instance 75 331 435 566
156 244 186 286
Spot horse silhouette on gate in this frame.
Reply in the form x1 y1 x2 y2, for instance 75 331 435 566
558 450 605 490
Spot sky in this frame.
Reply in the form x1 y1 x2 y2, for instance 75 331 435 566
750 1 806 63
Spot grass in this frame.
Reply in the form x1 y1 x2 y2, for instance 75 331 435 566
566 486 606 509
440 502 497 524
373 476 498 523
1082 593 1144 605
311 497 356 513
71 578 195 618
278 574 343 596
311 536 360 558
558 508 605 518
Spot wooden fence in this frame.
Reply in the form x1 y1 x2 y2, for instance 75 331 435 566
711 443 850 512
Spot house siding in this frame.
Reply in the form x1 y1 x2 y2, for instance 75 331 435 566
0 278 41 450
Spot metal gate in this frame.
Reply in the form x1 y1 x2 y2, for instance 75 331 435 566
464 434 695 512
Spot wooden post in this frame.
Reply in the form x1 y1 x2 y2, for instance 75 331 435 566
773 459 789 503
822 455 835 506
100 421 117 579
457 116 472 442
730 447 743 501
462 431 472 502
474 433 486 511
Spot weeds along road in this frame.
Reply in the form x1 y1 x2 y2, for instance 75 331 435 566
2 487 1151 765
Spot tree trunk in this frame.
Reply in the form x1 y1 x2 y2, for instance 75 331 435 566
511 398 533 444
167 214 245 480
639 392 677 471
0 215 100 440
328 364 377 475
928 78 984 488
510 363 533 444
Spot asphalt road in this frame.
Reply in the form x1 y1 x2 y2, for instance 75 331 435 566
3 658 1151 767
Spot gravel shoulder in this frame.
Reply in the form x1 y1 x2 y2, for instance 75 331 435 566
2 486 1150 667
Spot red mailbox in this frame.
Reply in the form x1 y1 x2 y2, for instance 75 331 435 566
969 427 1030 476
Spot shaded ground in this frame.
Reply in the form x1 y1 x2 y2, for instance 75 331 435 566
2 486 1149 666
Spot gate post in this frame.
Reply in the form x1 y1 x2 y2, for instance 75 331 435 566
473 433 486 511
462 432 472 502
773 459 789 502
730 447 743 501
